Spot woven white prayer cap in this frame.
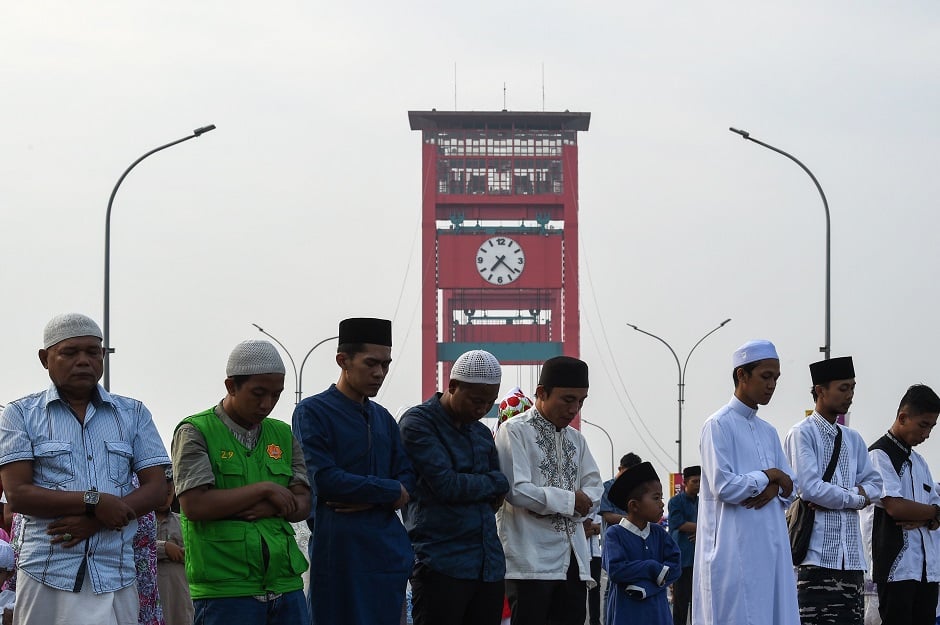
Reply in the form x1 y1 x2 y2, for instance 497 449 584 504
451 350 502 385
226 340 286 377
43 313 103 349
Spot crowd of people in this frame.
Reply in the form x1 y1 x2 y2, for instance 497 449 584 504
0 314 938 625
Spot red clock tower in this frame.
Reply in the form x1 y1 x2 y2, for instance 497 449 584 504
408 110 591 401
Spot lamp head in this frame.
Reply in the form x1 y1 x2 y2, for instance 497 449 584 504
729 127 750 139
194 124 217 136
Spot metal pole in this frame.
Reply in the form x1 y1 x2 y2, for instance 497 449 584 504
252 324 300 405
582 418 616 478
627 325 681 472
730 127 830 360
298 335 339 403
253 325 339 405
103 124 216 389
628 319 731 473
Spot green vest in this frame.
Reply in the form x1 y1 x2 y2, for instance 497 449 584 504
179 408 308 599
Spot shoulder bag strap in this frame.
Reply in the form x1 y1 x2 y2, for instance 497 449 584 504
821 426 843 483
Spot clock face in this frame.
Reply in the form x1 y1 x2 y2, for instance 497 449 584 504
476 236 525 285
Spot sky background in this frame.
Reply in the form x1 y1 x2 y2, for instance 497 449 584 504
2 2 939 482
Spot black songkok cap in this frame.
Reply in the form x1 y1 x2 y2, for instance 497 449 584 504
608 461 660 511
809 356 855 385
682 465 701 480
538 356 589 388
338 318 392 347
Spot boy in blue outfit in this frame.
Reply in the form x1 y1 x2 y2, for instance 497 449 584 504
602 461 681 625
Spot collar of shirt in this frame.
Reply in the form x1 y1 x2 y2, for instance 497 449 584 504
811 412 840 438
729 395 758 420
327 383 375 411
529 407 567 434
886 430 912 456
43 383 113 410
213 402 261 449
431 393 472 432
619 517 650 539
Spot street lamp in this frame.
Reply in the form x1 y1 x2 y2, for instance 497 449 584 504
252 323 338 405
582 417 616 478
103 124 217 390
627 318 731 473
729 127 831 361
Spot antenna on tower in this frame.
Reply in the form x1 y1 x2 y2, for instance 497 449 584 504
503 82 507 111
454 62 458 111
541 63 546 111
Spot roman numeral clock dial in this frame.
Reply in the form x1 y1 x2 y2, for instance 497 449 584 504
476 236 526 285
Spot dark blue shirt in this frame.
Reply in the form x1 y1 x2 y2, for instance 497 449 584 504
399 393 509 582
667 490 698 568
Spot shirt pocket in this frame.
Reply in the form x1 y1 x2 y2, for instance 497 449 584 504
189 521 250 583
33 441 75 487
105 440 134 487
264 454 293 486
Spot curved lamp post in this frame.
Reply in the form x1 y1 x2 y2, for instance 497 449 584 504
252 323 338 405
582 417 616 478
627 318 731 473
729 127 831 361
103 124 217 390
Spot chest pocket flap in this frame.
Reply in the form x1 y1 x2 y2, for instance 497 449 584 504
33 441 75 487
104 440 134 486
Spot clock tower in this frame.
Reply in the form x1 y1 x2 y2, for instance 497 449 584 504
408 110 591 400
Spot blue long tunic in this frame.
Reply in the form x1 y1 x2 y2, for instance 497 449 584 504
603 521 681 625
292 384 416 625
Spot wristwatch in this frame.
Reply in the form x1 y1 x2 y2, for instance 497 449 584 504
84 489 100 516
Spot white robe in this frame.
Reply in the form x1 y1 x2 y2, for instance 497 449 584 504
495 407 605 584
692 396 800 625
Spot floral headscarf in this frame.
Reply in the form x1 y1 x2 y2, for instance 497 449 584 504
496 386 533 430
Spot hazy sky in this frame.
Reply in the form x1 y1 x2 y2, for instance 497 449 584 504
3 2 939 481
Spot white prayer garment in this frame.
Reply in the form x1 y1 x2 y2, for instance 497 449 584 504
693 396 800 625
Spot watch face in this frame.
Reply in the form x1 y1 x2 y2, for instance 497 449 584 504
84 490 100 505
476 236 525 285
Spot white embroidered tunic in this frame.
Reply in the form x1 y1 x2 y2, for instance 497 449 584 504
495 407 604 583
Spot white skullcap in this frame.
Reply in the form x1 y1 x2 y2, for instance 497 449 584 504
0 540 12 570
226 340 286 377
733 340 779 368
451 350 502 385
43 313 103 349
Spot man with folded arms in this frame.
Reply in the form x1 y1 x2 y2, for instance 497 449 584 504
399 349 509 625
0 313 168 625
784 356 880 625
495 356 604 625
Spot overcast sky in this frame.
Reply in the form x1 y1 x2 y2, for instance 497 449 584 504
3 2 939 481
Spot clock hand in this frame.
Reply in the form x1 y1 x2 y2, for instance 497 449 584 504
489 255 506 272
496 256 517 273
